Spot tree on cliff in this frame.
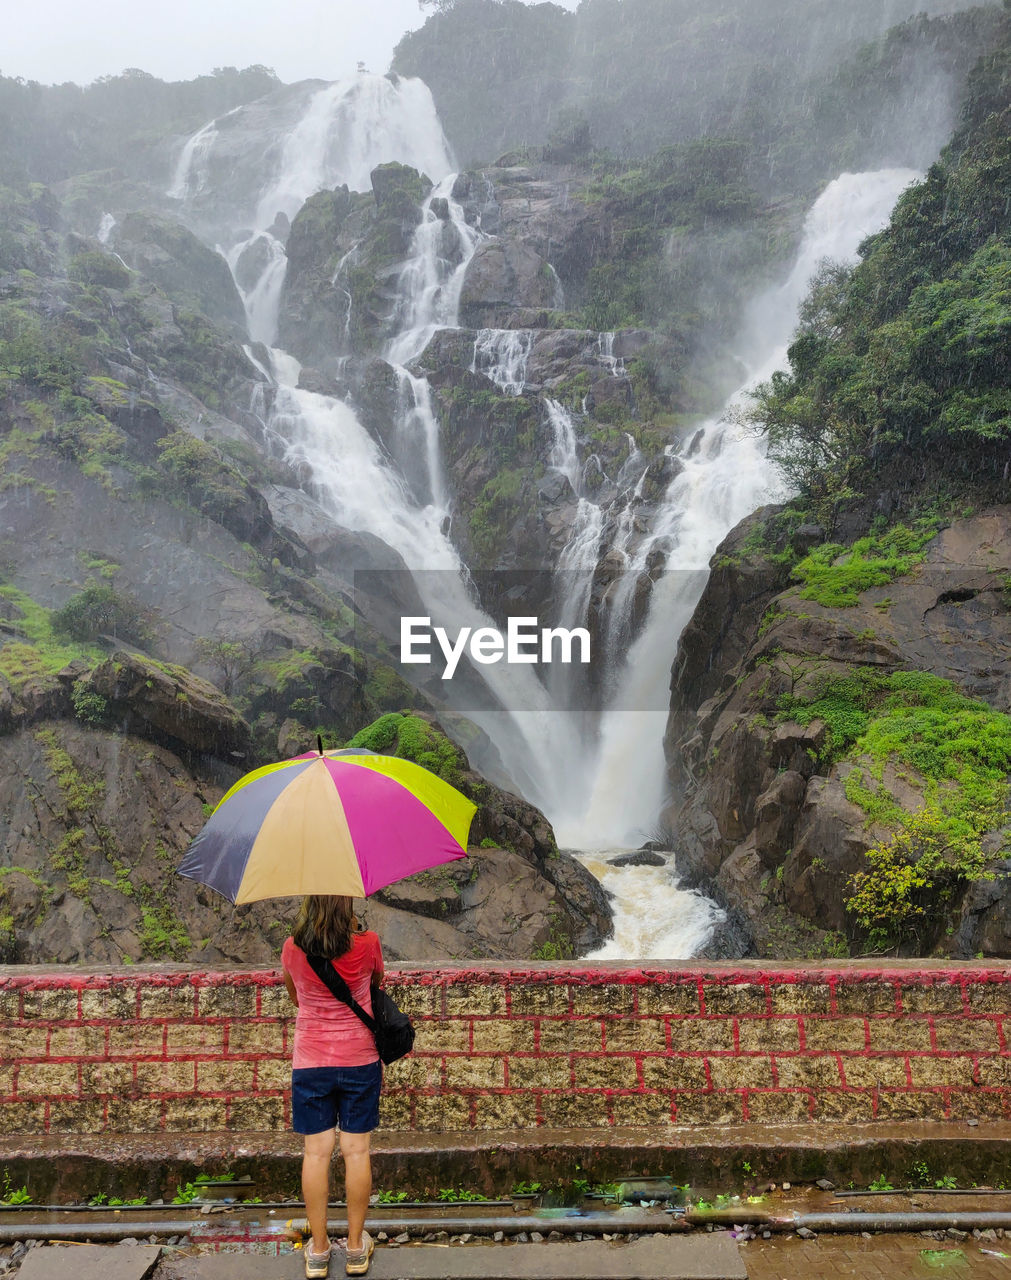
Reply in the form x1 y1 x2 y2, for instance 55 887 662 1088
748 9 1011 518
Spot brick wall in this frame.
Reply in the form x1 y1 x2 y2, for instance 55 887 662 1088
2 964 1009 1135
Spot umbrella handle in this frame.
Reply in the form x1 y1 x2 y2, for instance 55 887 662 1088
317 734 324 756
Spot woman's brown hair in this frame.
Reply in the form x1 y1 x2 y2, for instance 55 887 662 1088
292 895 355 959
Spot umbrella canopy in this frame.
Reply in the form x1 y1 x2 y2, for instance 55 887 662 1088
177 747 475 904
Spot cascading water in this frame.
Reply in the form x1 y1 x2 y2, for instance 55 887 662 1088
471 329 534 395
386 175 483 366
167 76 919 958
226 234 288 347
167 117 222 201
597 332 626 378
174 82 575 810
171 77 454 232
554 169 921 859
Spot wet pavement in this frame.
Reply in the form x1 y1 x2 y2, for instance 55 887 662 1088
745 1233 1011 1277
6 1186 1011 1277
7 1231 1011 1280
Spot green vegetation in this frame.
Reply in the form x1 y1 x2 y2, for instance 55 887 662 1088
395 0 992 184
779 668 1011 950
348 713 467 787
71 680 109 726
0 1169 31 1205
171 1181 203 1204
137 903 192 961
790 520 939 607
51 581 152 647
0 585 103 691
749 12 1011 520
68 250 131 290
156 431 253 526
0 66 280 186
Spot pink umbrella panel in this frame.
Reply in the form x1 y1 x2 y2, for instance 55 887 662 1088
178 750 476 904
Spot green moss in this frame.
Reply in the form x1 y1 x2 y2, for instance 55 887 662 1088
349 713 466 786
365 662 417 712
137 903 191 960
791 520 940 607
469 468 527 564
0 586 102 691
780 670 1011 894
349 712 404 754
37 729 105 814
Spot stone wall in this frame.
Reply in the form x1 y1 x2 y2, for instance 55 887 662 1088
2 964 1009 1135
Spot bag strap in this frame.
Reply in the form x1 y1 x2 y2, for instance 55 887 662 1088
305 952 378 1035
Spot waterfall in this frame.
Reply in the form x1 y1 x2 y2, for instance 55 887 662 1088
226 233 288 347
386 175 483 366
544 398 583 492
185 88 567 808
170 75 454 231
164 73 920 959
168 117 221 201
471 329 534 395
552 169 921 853
96 213 116 245
393 367 448 510
597 332 626 378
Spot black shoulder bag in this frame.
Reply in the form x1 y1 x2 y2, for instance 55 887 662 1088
305 953 415 1065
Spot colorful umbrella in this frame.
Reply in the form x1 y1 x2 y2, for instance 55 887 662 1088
177 745 475 904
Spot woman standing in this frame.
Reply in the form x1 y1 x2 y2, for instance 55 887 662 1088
282 895 383 1278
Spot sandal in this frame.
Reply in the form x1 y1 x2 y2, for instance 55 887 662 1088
304 1240 332 1278
344 1229 375 1276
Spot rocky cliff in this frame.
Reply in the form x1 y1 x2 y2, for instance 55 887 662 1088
664 500 1011 961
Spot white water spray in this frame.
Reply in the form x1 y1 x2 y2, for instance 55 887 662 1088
471 329 534 395
168 118 221 201
553 169 921 855
386 175 483 366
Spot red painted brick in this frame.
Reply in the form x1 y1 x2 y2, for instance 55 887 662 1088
4 963 1011 1137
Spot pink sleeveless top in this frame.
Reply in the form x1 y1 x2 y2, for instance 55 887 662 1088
282 932 383 1069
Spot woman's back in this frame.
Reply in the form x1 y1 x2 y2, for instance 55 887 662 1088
282 930 383 1069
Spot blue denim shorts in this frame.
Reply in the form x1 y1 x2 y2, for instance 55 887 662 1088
291 1062 382 1135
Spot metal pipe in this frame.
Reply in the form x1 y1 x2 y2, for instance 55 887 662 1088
6 1208 1011 1245
799 1212 1011 1233
0 1200 512 1213
0 1222 199 1243
0 1212 686 1244
684 1207 1011 1233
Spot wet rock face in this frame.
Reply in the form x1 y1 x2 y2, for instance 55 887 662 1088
664 507 1011 958
371 843 611 961
82 649 251 757
0 721 289 966
458 239 559 329
0 710 610 965
112 211 246 331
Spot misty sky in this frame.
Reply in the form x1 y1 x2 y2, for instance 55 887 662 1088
4 0 580 87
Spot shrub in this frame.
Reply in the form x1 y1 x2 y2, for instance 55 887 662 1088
51 582 152 646
846 808 990 951
67 250 130 290
71 681 109 725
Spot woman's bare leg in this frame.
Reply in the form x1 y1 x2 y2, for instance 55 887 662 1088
339 1130 372 1252
302 1128 336 1254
